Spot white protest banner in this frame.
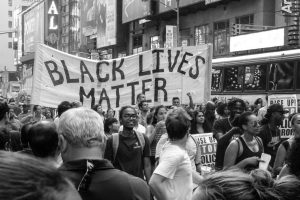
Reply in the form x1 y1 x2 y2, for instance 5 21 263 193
192 133 217 169
32 44 212 108
268 94 298 138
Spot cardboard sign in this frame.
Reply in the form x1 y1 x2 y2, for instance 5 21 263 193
268 94 298 138
193 133 217 169
32 44 212 108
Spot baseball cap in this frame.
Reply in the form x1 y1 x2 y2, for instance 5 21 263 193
267 104 289 114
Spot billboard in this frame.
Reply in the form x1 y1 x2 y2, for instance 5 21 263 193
24 2 44 53
122 0 151 23
79 0 116 49
159 0 202 13
97 0 116 48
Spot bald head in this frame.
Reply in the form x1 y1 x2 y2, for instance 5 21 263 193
28 121 58 158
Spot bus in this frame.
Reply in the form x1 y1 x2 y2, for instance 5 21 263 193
211 48 300 106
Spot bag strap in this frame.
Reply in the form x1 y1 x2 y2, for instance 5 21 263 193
112 133 119 162
135 131 145 151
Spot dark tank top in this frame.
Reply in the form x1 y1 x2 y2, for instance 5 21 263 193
235 136 263 169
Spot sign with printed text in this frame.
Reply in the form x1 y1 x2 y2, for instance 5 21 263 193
193 133 217 169
268 94 298 138
32 44 212 108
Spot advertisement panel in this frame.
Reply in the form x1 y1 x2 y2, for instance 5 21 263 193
122 0 151 23
24 2 44 53
97 0 116 48
159 0 202 14
165 25 177 48
79 0 116 49
45 0 59 48
268 94 298 138
32 44 212 109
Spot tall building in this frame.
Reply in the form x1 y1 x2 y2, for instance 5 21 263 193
0 0 15 71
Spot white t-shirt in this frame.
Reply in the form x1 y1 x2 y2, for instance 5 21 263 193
119 124 146 134
154 142 193 200
156 133 198 171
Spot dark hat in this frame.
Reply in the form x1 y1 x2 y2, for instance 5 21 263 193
267 104 289 114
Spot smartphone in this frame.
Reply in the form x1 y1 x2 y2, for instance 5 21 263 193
259 153 271 171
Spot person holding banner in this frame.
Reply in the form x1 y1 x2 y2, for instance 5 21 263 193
274 113 300 176
223 112 264 171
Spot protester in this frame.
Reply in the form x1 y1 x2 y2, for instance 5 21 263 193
92 104 105 119
204 101 215 132
18 123 33 154
150 108 201 200
274 175 300 200
106 107 115 119
146 105 167 166
105 106 151 182
58 107 151 200
28 121 61 167
223 112 263 171
44 108 54 121
0 151 82 200
18 104 30 121
190 110 211 134
273 113 300 176
54 101 73 128
7 106 22 131
104 117 119 136
0 101 9 129
172 97 181 107
21 105 46 124
278 138 300 179
138 100 149 127
192 169 278 200
259 103 288 167
0 128 9 150
216 102 229 120
257 95 269 121
213 98 246 170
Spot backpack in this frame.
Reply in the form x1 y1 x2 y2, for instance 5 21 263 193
112 131 145 162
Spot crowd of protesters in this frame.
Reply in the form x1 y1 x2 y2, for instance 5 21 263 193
0 93 300 200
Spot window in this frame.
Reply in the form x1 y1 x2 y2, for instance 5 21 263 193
133 35 143 54
150 36 160 49
195 25 209 45
223 66 243 91
8 0 12 6
8 42 12 48
235 14 254 25
211 68 223 92
8 11 12 17
244 65 267 91
8 21 12 28
213 20 230 56
8 32 12 38
269 62 294 90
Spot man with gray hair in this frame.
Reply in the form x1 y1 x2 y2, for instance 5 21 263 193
58 107 150 200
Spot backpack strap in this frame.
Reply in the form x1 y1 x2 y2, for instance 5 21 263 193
135 131 145 152
112 133 119 162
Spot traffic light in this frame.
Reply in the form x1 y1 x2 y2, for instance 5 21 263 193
288 17 300 45
231 24 241 36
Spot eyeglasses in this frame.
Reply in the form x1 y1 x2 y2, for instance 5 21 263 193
248 121 260 127
77 160 94 192
123 114 137 119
